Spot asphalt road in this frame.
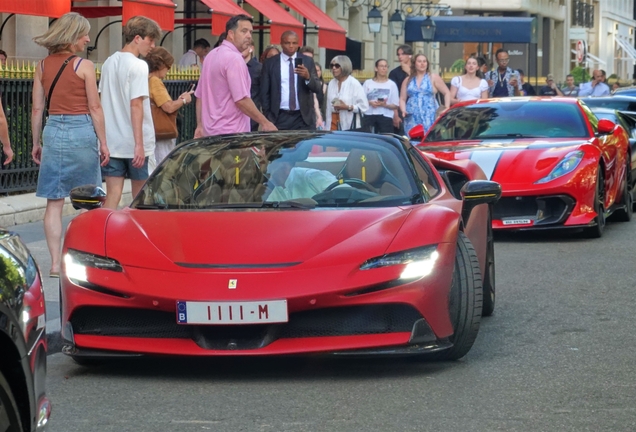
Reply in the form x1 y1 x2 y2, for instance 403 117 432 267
12 215 636 431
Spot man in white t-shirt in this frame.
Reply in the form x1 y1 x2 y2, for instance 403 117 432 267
99 16 162 209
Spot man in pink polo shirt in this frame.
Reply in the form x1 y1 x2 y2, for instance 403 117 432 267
194 14 276 137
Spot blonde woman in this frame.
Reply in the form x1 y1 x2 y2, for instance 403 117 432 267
31 12 109 277
325 55 368 131
400 53 450 134
144 47 193 164
449 55 489 104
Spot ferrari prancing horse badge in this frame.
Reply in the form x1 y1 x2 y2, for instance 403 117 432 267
228 279 237 289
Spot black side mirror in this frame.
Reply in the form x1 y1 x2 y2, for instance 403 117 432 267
460 180 502 224
70 185 106 210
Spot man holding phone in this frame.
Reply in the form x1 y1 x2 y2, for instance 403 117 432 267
261 31 323 130
485 49 522 97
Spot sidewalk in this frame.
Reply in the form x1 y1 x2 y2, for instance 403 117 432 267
0 181 134 227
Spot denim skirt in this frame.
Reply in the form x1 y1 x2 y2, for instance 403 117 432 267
36 114 101 199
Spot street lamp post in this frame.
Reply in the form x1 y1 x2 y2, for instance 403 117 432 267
420 13 436 41
389 9 404 37
367 6 383 34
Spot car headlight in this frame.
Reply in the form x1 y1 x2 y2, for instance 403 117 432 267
64 249 122 283
535 151 584 184
360 245 439 279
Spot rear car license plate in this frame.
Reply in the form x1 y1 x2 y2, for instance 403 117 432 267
502 218 532 225
176 300 288 325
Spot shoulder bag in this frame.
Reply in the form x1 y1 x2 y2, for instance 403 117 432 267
151 99 178 140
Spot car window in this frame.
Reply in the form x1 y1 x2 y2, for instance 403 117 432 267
618 113 636 139
424 101 589 142
407 148 439 198
582 98 636 112
133 134 424 210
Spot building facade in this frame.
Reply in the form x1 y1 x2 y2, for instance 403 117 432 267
1 0 635 84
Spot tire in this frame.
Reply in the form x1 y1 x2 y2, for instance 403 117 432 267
611 160 633 222
430 231 483 361
0 368 24 432
584 169 605 238
482 209 496 317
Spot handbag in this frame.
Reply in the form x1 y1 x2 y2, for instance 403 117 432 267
150 100 178 140
337 110 364 131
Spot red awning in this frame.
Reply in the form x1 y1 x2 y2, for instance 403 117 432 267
121 0 176 31
70 6 122 19
0 0 70 18
243 0 304 44
200 0 246 36
278 0 346 50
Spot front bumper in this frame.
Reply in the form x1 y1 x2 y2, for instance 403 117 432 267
62 304 448 356
492 194 579 229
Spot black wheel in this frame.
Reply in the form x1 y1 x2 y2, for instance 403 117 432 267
0 369 24 432
482 209 496 317
324 178 376 193
611 160 633 222
430 231 483 361
584 169 605 238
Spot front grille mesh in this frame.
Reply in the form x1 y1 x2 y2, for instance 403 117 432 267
70 304 422 350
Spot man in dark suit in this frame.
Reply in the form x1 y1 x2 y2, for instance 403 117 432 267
243 41 262 131
261 31 323 130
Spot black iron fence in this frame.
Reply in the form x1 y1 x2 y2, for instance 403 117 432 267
0 78 197 194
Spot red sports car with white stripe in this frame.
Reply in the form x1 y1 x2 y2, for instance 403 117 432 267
414 97 632 237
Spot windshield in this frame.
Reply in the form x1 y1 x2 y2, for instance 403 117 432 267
582 98 636 111
424 101 589 143
132 133 422 210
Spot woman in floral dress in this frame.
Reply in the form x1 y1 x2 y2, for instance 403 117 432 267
400 53 450 134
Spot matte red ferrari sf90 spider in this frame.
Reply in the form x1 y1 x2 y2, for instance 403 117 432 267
414 97 632 237
60 131 500 363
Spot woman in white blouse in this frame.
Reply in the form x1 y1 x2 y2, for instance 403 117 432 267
325 55 368 131
449 55 489 104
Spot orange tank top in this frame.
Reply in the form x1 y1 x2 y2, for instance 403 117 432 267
40 53 90 115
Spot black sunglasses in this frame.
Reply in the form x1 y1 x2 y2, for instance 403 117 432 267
330 63 341 69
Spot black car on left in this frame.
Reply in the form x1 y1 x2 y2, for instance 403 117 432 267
0 228 51 431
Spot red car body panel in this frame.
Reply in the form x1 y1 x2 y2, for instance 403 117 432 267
60 138 492 357
418 98 630 230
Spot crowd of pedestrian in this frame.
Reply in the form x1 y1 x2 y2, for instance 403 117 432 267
12 10 627 277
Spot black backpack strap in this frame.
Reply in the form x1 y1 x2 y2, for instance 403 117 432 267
46 54 77 116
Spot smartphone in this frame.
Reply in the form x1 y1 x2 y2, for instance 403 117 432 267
377 97 385 102
189 83 196 92
294 58 303 68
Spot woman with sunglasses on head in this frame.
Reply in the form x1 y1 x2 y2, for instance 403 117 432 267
362 59 399 133
325 56 368 131
400 53 450 134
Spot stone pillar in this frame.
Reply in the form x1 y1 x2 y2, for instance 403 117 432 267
1 14 48 62
553 18 565 83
